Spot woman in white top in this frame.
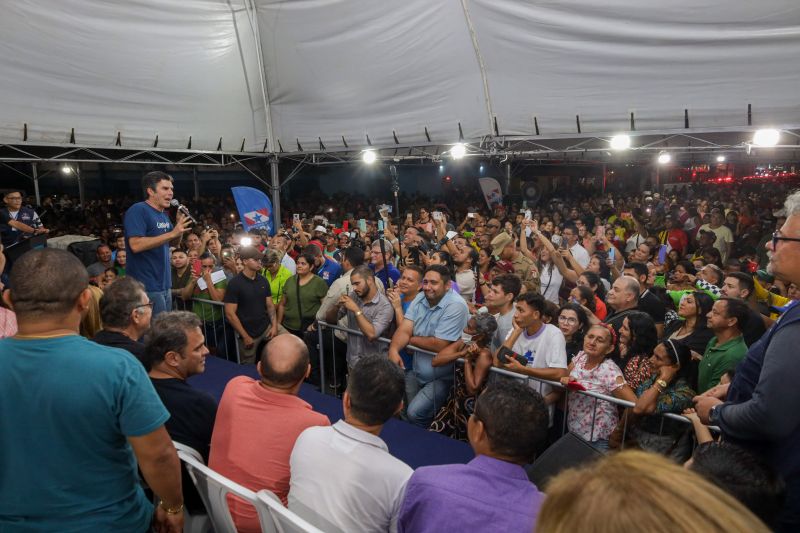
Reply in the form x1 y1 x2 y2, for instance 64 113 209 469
538 246 563 304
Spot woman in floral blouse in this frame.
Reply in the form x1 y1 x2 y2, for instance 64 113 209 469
561 324 637 450
628 339 696 460
615 311 658 391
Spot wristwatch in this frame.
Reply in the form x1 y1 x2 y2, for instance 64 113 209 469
709 404 722 425
655 379 668 391
355 311 363 317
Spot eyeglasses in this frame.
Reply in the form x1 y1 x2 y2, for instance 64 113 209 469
5 196 22 201
134 302 154 311
486 224 500 229
771 231 800 249
558 315 578 325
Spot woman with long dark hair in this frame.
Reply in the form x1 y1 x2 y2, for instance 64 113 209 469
557 303 589 364
616 311 658 391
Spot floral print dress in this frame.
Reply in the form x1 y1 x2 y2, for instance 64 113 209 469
567 352 627 442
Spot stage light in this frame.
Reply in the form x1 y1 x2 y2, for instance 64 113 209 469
362 149 377 164
439 164 444 172
61 164 72 175
479 165 484 173
609 135 631 151
753 129 780 147
240 237 253 247
716 155 726 162
450 143 466 159
657 152 671 164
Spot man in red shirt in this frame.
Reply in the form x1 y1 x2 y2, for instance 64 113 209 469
208 334 329 533
660 216 689 257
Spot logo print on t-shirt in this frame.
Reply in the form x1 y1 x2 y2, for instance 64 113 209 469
524 350 533 363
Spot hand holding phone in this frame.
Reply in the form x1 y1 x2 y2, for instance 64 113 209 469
191 259 202 278
497 346 528 366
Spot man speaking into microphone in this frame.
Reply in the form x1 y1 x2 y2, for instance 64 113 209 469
124 171 192 315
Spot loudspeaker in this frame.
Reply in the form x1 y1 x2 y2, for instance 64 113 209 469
520 181 541 206
526 432 605 488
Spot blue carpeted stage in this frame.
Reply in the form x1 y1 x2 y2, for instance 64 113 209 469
188 356 474 469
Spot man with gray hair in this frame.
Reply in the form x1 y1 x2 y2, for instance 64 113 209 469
695 190 800 531
93 276 153 368
370 238 401 289
326 264 394 369
604 275 641 337
146 311 217 516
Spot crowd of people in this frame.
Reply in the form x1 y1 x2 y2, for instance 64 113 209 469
1 170 799 532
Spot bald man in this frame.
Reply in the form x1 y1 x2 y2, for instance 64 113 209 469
209 335 330 533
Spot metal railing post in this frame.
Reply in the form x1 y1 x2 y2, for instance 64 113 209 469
317 324 326 393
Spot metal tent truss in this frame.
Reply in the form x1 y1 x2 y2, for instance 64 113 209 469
275 126 800 166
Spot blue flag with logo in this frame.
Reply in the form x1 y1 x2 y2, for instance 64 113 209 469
231 186 274 235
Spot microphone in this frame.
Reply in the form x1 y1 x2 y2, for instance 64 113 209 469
169 199 197 225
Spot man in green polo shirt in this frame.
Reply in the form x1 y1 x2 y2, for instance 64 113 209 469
698 297 749 393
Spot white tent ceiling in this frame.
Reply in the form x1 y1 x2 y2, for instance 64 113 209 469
1 0 799 156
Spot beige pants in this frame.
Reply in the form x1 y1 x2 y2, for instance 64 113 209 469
236 329 270 365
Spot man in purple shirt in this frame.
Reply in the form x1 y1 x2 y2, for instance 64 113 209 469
397 380 548 532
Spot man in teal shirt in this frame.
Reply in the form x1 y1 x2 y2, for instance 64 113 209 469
698 297 749 393
0 249 183 532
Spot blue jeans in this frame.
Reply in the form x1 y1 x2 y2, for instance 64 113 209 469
406 378 454 428
147 289 172 316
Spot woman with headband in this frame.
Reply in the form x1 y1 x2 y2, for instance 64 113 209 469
560 323 637 450
615 338 696 460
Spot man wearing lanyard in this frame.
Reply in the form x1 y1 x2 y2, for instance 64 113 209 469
0 189 47 248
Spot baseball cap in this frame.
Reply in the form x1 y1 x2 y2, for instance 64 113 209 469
314 225 327 234
492 260 515 274
86 263 106 278
238 246 263 261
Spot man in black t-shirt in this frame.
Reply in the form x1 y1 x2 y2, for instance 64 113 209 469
146 310 217 514
223 246 277 364
624 262 666 337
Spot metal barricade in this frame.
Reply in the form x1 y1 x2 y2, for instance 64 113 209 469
185 297 241 364
315 320 715 450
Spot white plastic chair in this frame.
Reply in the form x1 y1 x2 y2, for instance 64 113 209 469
178 449 261 533
171 442 212 533
255 490 326 533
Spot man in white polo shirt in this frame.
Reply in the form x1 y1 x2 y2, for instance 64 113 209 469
289 355 412 532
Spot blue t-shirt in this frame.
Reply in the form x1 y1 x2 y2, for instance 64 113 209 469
0 335 169 532
124 201 172 291
316 258 342 287
371 263 401 290
405 290 469 384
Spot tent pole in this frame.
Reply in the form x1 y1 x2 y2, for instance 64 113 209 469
270 158 281 226
32 163 41 206
193 168 200 200
76 165 85 208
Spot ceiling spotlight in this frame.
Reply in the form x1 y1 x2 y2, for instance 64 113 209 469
716 155 726 163
479 165 485 173
753 129 780 147
362 149 377 164
60 164 72 175
439 164 444 172
657 152 671 164
609 135 631 151
450 143 467 159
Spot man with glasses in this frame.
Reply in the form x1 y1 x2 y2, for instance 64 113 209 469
485 218 502 240
93 277 153 368
0 189 47 248
695 190 800 532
